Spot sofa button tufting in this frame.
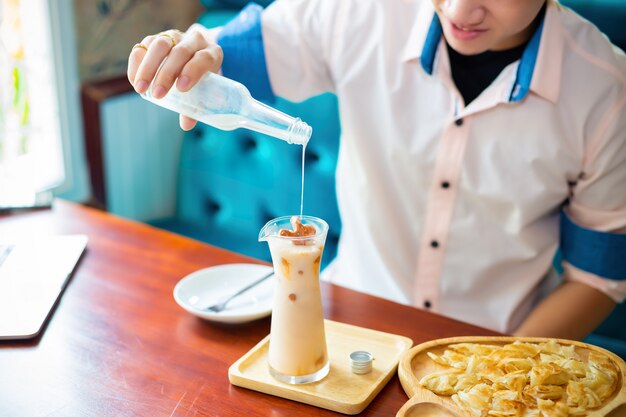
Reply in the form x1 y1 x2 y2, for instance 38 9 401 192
205 199 221 215
193 128 203 139
304 150 320 164
241 136 258 151
260 210 276 226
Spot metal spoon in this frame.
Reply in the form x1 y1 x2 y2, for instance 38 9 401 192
202 270 274 313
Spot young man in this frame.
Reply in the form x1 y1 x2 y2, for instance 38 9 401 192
128 0 626 338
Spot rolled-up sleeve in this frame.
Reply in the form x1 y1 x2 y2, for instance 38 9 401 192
561 87 626 302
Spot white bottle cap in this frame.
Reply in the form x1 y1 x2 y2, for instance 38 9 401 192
350 351 374 374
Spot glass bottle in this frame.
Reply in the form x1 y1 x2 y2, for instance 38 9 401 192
140 72 311 145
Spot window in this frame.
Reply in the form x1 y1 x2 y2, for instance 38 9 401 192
0 0 65 206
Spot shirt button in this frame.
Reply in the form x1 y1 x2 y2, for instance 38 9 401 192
455 118 464 126
441 181 450 189
430 240 439 248
424 300 432 309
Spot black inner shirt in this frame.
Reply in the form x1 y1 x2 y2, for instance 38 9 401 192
447 41 528 105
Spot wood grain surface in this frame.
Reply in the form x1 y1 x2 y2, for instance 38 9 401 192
0 200 499 416
397 336 626 417
229 320 413 414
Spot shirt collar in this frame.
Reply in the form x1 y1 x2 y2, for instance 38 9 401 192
419 15 442 76
527 3 564 104
402 1 564 104
401 0 436 64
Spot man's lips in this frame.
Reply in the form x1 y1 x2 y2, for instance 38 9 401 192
447 20 488 41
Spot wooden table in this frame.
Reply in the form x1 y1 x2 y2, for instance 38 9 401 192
0 200 499 416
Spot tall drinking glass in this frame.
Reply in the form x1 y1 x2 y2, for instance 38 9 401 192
258 215 329 384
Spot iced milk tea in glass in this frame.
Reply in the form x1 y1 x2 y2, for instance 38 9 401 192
258 215 329 384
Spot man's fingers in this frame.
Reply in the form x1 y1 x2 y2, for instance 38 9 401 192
133 31 183 96
155 31 208 94
176 43 223 92
126 27 220 133
127 43 148 85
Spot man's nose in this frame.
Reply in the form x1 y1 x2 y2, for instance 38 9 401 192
441 0 486 26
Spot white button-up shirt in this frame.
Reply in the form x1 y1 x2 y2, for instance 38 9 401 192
246 0 626 333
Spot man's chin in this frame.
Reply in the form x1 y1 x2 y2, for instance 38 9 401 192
446 40 488 56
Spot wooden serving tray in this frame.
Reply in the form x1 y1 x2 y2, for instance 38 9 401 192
229 319 413 414
397 336 626 417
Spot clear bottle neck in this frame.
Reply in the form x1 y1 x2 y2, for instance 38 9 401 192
241 99 312 145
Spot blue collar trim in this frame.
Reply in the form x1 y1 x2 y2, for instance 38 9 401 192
420 10 546 103
420 14 442 75
509 14 546 102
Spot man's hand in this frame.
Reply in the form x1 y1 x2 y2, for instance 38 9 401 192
127 28 223 131
514 280 615 340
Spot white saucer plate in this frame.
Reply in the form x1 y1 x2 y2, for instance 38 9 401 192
173 263 275 324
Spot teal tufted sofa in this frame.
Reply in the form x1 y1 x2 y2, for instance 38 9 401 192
153 0 626 357
153 3 341 268
561 0 626 50
169 93 341 268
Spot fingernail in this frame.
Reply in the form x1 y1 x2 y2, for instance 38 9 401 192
135 79 148 92
177 75 190 90
153 85 166 98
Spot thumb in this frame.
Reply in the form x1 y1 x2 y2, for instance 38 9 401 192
180 114 198 131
